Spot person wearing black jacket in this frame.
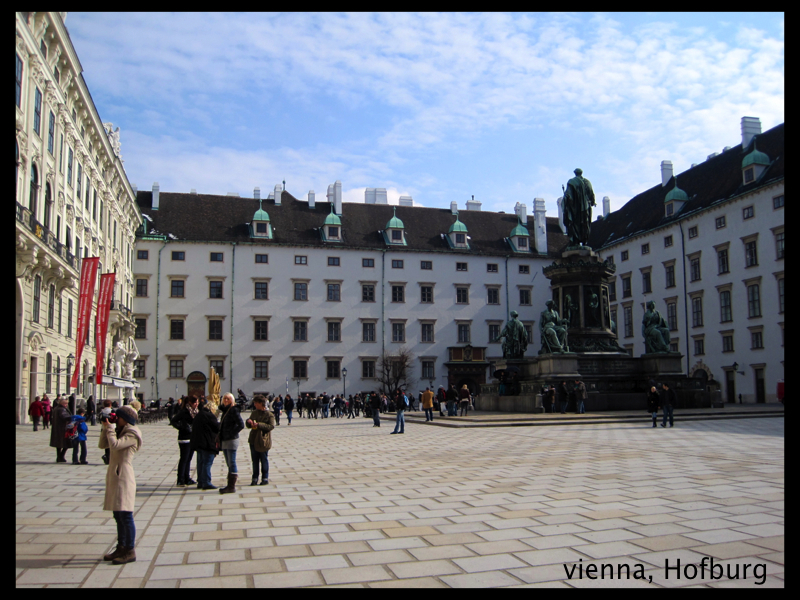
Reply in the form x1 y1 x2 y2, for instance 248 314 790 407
558 381 569 414
190 398 220 489
284 395 295 425
170 396 198 486
647 385 660 428
370 392 381 427
660 382 676 428
218 393 245 494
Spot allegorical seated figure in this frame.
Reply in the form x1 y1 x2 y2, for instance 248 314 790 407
540 300 569 353
495 310 528 359
642 300 671 353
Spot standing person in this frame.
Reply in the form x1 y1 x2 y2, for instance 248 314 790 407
661 382 676 428
321 393 330 418
574 379 587 414
28 396 44 431
421 387 435 422
50 397 72 462
70 408 89 464
99 405 143 565
296 395 304 419
284 394 294 425
246 395 275 486
68 393 76 416
547 385 556 414
436 386 446 417
558 381 568 414
100 400 114 464
370 392 381 427
391 390 406 434
273 396 283 426
218 393 244 494
170 395 197 487
190 398 220 490
86 395 97 426
459 385 471 416
42 395 52 429
647 385 660 428
446 385 458 416
347 395 356 419
311 395 319 419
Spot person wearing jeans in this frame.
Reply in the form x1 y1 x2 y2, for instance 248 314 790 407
284 395 294 425
421 387 434 422
246 395 275 485
647 385 660 428
391 391 405 434
190 399 220 490
71 408 89 464
661 382 676 427
218 393 244 494
170 396 197 486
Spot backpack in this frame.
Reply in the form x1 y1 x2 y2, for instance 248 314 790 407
65 419 80 441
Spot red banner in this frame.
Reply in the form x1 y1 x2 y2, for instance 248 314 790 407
95 273 116 386
71 257 100 389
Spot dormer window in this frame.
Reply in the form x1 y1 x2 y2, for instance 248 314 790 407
744 168 754 183
518 237 528 249
328 226 339 239
665 203 674 217
322 204 342 243
249 199 272 240
508 217 530 253
741 138 769 185
392 230 402 242
256 223 268 234
447 214 470 249
382 207 407 246
456 233 466 245
664 177 687 218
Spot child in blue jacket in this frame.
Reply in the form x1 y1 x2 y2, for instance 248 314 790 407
71 408 90 464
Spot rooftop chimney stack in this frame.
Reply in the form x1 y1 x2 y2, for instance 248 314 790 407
533 198 547 254
466 194 482 211
334 180 342 215
516 202 527 223
660 160 673 187
603 196 610 217
741 116 762 149
399 195 413 207
375 188 387 204
274 183 282 205
254 187 260 200
365 188 376 204
308 190 315 209
190 188 197 194
152 182 160 211
450 201 458 215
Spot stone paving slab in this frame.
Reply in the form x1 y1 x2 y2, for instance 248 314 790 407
16 415 783 588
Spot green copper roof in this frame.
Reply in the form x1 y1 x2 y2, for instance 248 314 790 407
742 140 770 169
664 178 688 203
448 215 468 234
510 217 529 237
324 204 342 226
386 206 404 229
253 199 270 222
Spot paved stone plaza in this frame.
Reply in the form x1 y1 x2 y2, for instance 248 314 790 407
16 413 784 588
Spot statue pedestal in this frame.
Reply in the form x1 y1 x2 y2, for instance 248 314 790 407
640 354 683 376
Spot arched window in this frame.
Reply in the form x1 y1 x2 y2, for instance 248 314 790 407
29 163 39 218
56 356 61 396
16 141 20 202
46 353 52 394
44 182 52 230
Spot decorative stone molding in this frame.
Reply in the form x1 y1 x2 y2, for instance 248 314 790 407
16 234 39 279
57 191 65 213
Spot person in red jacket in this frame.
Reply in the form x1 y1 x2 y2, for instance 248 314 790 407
41 395 52 429
28 396 44 431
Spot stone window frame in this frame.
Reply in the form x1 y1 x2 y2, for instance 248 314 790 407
689 290 704 328
487 263 499 273
419 356 437 381
518 285 533 306
485 284 502 305
420 260 433 270
456 319 473 344
390 282 407 303
251 315 271 342
292 278 310 302
640 266 652 295
327 256 341 266
251 276 270 300
166 355 187 379
360 280 377 303
774 271 784 314
741 233 759 268
621 250 629 261
620 272 632 299
687 251 702 282
691 333 705 357
719 329 734 353
714 242 730 275
748 325 764 350
133 357 147 379
518 264 530 274
773 195 784 210
742 205 755 220
456 262 468 272
487 319 503 345
641 243 650 255
325 279 343 302
360 317 378 343
291 356 310 379
771 225 784 261
166 313 188 340
205 315 226 342
291 316 310 342
743 275 762 319
664 235 673 248
715 215 727 229
419 319 436 343
663 259 676 289
324 356 343 380
251 355 272 380
390 319 407 343
325 317 344 343
455 283 471 305
294 255 308 265
664 295 679 332
715 283 733 323
621 301 634 338
167 274 188 298
362 258 375 268
359 356 378 380
255 253 269 264
688 225 698 238
418 281 435 304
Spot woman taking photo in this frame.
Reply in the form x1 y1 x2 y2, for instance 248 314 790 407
170 395 197 487
218 393 244 494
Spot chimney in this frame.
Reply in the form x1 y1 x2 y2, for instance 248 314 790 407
707 152 719 161
327 183 334 205
334 180 342 215
450 201 458 215
660 160 673 187
308 190 315 209
226 192 239 196
365 188 376 204
741 116 761 149
152 182 160 211
533 198 547 254
466 194 481 211
399 195 413 207
557 196 566 234
375 188 388 204
274 183 282 205
602 196 610 217
254 187 260 200
516 202 527 222
190 188 197 194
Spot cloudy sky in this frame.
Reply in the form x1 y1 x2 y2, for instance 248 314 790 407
67 12 784 216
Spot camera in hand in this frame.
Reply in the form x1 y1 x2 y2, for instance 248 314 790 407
101 412 117 424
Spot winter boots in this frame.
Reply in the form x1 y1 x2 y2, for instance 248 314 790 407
111 547 136 564
219 474 238 494
103 544 124 561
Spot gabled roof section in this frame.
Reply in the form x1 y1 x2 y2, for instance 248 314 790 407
589 122 784 250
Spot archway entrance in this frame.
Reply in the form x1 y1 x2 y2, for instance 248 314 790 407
186 371 207 398
456 378 478 395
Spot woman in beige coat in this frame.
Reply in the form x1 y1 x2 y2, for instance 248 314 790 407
99 405 143 565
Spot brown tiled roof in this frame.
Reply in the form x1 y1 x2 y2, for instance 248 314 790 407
136 191 570 257
589 123 784 249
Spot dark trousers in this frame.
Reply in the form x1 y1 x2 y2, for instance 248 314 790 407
43 413 51 428
560 400 568 414
113 511 136 548
196 449 216 487
32 416 40 431
286 410 293 424
424 408 434 421
72 440 87 463
275 411 280 425
56 447 68 461
662 404 674 426
177 442 194 483
372 409 380 427
250 448 269 482
460 402 469 416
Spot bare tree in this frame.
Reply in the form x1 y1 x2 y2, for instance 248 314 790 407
377 346 415 396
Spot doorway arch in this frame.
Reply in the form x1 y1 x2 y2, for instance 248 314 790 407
186 371 207 398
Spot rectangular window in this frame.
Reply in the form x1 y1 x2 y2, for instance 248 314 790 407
170 360 184 378
32 276 41 323
133 319 147 340
170 319 184 340
362 284 375 302
58 297 62 334
420 286 433 303
210 281 223 298
136 279 148 297
362 258 374 268
715 216 726 229
210 252 223 262
718 249 729 274
487 288 500 305
254 281 268 299
694 339 705 356
692 297 703 327
422 361 435 380
133 360 146 379
690 257 701 281
745 240 758 267
667 302 677 331
722 335 734 353
294 282 308 301
609 280 617 302
751 331 763 349
391 230 403 242
519 265 530 274
210 360 224 379
362 360 375 379
666 203 674 217
327 283 341 301
688 226 698 238
517 237 528 249
665 264 675 288
256 222 268 234
641 243 650 255
327 361 340 379
255 254 268 263
392 260 404 269
76 163 82 198
720 290 732 322
778 278 785 314
392 286 404 303
775 231 784 259
47 285 55 328
642 272 652 294
664 235 673 248
328 256 340 266
621 250 629 261
33 87 42 135
455 233 466 245
773 195 784 209
254 320 269 341
392 322 405 342
48 111 55 154
747 284 761 318
421 323 434 342
489 323 500 342
295 255 307 265
15 53 22 107
327 321 341 342
519 289 531 305
327 226 339 238
67 299 73 338
606 255 614 265
294 321 307 341
458 323 471 343
362 322 375 342
171 251 185 261
487 263 498 272
624 306 633 338
255 361 269 379
170 280 185 298
743 206 754 220
456 287 469 304
293 360 307 379
67 147 73 185
456 262 468 271
622 276 631 298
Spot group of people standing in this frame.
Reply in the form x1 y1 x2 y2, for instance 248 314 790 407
541 380 587 414
647 382 676 427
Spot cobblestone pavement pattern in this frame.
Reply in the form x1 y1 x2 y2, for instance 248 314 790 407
16 414 783 587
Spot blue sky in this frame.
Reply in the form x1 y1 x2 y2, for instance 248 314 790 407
67 12 784 216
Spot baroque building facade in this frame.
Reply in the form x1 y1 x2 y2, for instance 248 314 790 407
15 12 142 423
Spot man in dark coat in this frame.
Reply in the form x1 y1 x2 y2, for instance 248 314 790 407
49 397 72 462
660 382 677 428
647 385 660 428
558 381 569 414
189 401 220 489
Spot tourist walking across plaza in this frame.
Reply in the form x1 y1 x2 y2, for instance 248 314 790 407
49 396 72 462
459 384 471 416
70 408 89 464
246 395 275 485
170 395 197 486
100 405 142 566
284 394 294 425
370 392 381 427
41 394 52 429
661 382 676 427
218 393 244 494
391 390 406 434
422 387 435 422
647 384 661 428
574 379 587 414
28 396 44 431
190 397 221 490
558 381 569 414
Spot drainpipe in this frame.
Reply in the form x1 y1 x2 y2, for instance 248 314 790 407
381 249 387 355
678 221 690 376
229 242 236 393
155 239 168 399
504 255 510 319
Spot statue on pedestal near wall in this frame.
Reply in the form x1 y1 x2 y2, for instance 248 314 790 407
562 168 596 247
495 311 528 359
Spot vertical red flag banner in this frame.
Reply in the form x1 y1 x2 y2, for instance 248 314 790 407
71 257 100 389
95 273 116 386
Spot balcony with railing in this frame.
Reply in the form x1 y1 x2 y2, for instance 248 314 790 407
16 201 80 272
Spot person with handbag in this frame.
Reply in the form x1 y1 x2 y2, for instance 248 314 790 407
170 396 197 487
190 397 220 490
49 397 72 462
218 393 244 494
246 395 275 486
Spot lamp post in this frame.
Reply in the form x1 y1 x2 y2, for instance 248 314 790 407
150 376 155 402
293 378 300 398
66 353 75 396
342 367 347 399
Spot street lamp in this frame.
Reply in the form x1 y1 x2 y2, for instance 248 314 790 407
293 378 300 398
150 376 155 401
732 362 745 375
342 367 347 398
